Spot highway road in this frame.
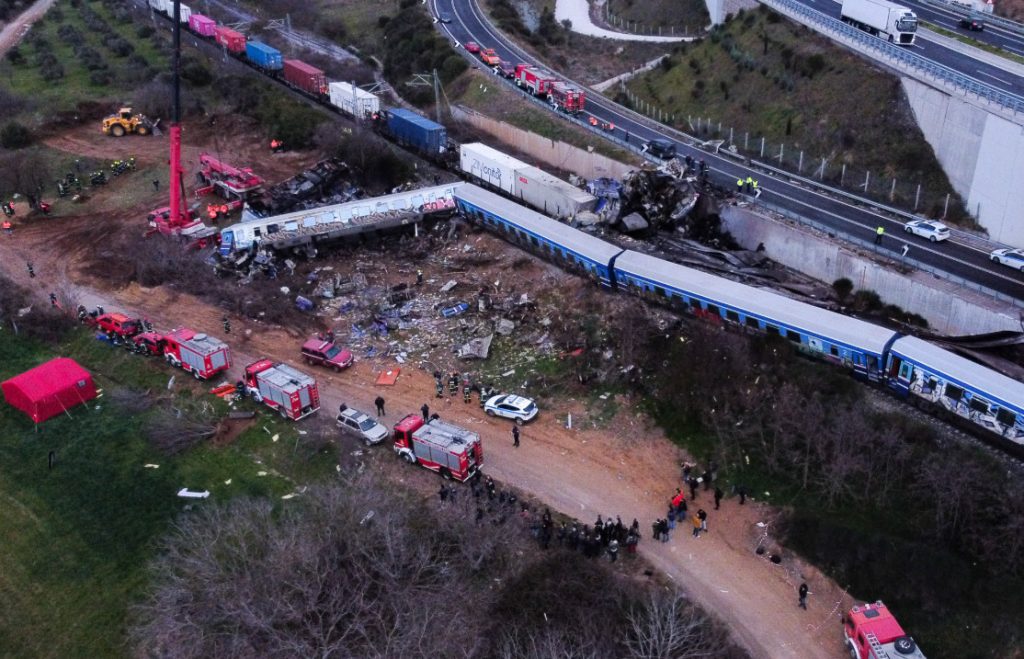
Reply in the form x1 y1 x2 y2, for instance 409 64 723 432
900 0 1024 58
433 0 1024 302
791 0 1024 96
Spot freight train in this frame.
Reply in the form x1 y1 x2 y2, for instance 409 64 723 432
453 184 1024 457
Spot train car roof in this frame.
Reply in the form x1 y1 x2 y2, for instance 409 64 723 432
615 250 896 354
388 107 444 131
891 335 1024 408
456 184 622 263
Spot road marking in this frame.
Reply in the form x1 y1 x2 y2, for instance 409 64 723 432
1004 44 1024 56
976 69 1013 86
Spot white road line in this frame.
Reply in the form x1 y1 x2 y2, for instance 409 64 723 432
1004 44 1024 56
976 68 1013 85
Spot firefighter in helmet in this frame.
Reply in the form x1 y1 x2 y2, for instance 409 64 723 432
463 377 471 404
449 372 459 396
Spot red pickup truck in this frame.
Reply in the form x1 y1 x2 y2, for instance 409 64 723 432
301 334 354 372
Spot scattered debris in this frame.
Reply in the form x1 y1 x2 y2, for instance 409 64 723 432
177 488 210 499
458 334 494 360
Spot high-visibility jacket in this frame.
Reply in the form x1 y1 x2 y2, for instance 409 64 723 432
876 226 885 236
736 179 744 187
745 177 754 185
1 221 11 230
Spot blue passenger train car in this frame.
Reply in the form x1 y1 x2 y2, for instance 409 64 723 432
611 250 898 379
455 184 623 287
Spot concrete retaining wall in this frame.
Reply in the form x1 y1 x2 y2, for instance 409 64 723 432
722 205 1020 335
903 77 1024 247
452 106 635 179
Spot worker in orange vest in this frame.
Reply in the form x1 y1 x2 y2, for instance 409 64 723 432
219 204 229 216
2 219 12 235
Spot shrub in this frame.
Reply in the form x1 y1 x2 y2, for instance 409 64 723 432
181 61 213 87
5 47 24 65
90 70 113 86
136 24 155 38
0 122 32 149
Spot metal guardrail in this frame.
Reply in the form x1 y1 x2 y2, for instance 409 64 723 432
760 0 1024 115
920 0 1024 37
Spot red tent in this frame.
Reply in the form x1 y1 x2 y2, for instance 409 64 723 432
1 357 98 423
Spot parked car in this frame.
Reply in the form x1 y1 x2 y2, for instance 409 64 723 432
464 41 480 54
903 219 950 242
336 405 390 445
484 394 539 425
301 335 354 371
990 248 1024 272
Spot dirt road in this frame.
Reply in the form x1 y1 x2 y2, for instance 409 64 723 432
0 0 56 57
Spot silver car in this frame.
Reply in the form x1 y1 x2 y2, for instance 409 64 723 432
336 406 390 445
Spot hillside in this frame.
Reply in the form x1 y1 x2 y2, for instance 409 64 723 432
620 7 966 221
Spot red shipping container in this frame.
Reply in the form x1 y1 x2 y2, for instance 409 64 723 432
189 14 217 38
283 59 327 96
214 26 246 54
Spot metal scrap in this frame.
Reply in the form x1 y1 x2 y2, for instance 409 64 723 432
458 334 494 360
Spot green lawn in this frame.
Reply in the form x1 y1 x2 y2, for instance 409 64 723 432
0 330 337 658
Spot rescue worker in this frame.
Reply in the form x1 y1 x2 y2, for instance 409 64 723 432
416 269 424 286
152 179 160 191
449 372 459 396
875 226 885 245
49 292 57 307
434 371 444 398
2 201 13 216
745 176 754 193
220 204 229 218
26 262 34 278
589 116 598 127
463 379 471 404
421 403 430 421
2 219 12 235
752 179 760 197
736 177 744 194
222 316 231 334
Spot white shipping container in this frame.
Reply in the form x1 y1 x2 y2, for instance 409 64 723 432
148 0 168 13
513 165 597 218
178 3 192 23
459 143 527 197
328 82 380 118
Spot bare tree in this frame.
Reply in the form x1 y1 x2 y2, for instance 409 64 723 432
624 592 726 659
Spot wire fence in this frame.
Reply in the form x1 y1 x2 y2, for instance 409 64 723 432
618 87 966 219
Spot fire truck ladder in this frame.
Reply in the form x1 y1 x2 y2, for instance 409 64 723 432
865 632 891 659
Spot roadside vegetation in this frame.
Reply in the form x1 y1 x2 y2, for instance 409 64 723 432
604 0 709 34
0 0 30 21
621 7 967 222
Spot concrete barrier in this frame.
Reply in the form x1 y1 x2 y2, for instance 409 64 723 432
722 204 1020 335
452 106 636 179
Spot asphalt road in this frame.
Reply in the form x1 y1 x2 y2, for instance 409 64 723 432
433 0 1024 302
899 0 1024 58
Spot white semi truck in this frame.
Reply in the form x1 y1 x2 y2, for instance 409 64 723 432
840 0 918 45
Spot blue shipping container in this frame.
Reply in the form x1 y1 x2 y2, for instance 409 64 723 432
246 41 283 70
386 108 447 157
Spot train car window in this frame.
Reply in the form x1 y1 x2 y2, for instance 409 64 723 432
996 408 1017 427
866 355 878 370
766 325 780 336
726 310 740 323
745 316 759 329
655 286 667 298
968 396 990 414
786 331 801 343
253 228 262 237
829 345 839 357
945 384 964 401
707 304 720 316
531 236 540 248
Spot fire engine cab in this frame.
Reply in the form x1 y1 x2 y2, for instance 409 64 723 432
392 414 483 482
844 601 926 659
242 359 320 420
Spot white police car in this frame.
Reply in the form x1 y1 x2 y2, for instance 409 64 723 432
337 405 389 445
483 394 538 425
991 248 1024 272
903 219 950 243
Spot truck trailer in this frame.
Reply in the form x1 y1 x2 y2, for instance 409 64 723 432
328 81 380 118
392 414 483 482
840 0 917 45
242 359 320 420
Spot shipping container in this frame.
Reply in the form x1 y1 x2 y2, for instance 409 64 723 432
328 81 380 118
188 13 217 37
513 165 597 218
214 26 247 54
459 143 525 196
283 59 328 96
148 0 168 13
385 108 447 157
245 41 283 70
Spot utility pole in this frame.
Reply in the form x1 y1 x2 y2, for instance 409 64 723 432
433 68 442 125
170 0 185 228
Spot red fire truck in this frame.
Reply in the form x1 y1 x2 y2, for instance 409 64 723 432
548 82 586 114
242 359 320 420
161 328 231 379
392 414 483 482
844 601 927 659
514 64 558 96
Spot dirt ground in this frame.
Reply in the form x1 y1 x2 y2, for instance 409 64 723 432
0 124 853 659
0 0 56 57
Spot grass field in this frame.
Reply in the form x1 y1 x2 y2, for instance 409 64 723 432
0 330 338 658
